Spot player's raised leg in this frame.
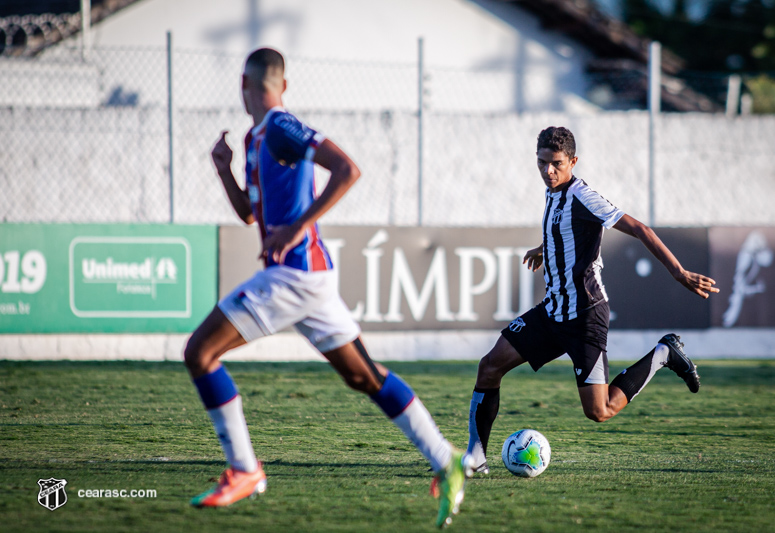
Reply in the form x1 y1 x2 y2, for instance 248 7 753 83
322 338 473 528
582 334 700 422
184 307 266 507
467 336 526 474
610 334 698 402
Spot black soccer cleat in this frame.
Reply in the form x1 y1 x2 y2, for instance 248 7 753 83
659 333 700 393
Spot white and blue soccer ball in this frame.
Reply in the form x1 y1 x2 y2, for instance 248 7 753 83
501 429 551 478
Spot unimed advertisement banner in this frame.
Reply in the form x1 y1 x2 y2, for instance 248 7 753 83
0 224 217 333
219 225 719 331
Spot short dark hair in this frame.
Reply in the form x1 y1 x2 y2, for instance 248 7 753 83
537 127 576 159
244 48 285 79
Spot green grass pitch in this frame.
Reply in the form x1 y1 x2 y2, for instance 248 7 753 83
1 359 774 532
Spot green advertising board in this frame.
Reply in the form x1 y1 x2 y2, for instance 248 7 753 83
0 224 217 333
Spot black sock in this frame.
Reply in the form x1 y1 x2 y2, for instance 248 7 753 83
467 387 500 463
610 347 666 402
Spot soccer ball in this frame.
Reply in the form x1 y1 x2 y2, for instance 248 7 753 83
501 429 551 478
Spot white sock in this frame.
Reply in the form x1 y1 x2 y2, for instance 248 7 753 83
654 343 670 365
392 398 453 473
206 395 259 473
632 343 670 399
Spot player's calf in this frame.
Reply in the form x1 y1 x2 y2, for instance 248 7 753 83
323 338 385 395
581 404 611 423
467 387 499 472
578 384 628 423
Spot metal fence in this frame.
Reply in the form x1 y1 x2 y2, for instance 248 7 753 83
1 42 774 228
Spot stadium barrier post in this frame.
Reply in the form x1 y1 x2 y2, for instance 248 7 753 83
167 30 174 224
417 36 424 227
647 41 661 228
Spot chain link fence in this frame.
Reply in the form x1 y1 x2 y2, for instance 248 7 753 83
1 43 774 228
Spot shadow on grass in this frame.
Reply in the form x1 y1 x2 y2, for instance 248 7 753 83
619 466 729 474
0 458 226 467
264 458 425 469
593 428 747 438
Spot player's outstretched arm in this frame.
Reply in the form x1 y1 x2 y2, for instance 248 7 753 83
522 245 544 272
263 139 360 264
613 214 719 298
211 131 255 225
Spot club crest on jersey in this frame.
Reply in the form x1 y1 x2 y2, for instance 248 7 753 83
38 478 68 511
508 317 526 332
552 208 564 225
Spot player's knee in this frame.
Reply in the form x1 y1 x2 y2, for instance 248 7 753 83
342 371 379 395
477 355 502 384
183 338 206 374
583 405 610 423
585 413 606 423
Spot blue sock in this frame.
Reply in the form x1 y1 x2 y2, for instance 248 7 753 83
193 365 239 408
371 372 452 472
192 365 258 472
370 372 415 418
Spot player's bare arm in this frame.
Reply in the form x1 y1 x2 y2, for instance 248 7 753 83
522 245 544 272
613 214 719 298
212 131 255 224
263 139 360 264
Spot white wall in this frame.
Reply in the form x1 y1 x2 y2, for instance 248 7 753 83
75 0 596 113
2 107 773 227
4 329 775 361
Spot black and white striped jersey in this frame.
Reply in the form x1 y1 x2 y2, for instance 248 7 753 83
541 176 624 322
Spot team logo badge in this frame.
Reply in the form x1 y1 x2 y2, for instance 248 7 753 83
38 478 68 511
552 208 563 225
508 317 526 332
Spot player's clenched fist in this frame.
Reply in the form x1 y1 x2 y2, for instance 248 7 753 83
211 131 233 175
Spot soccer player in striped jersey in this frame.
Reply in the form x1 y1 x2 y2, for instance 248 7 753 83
467 126 719 474
184 48 472 527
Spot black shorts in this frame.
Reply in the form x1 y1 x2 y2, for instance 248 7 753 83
501 301 610 387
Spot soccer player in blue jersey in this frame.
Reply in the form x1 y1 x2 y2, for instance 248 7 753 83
183 48 471 527
467 126 720 474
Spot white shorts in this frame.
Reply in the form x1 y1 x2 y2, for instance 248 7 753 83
218 265 360 353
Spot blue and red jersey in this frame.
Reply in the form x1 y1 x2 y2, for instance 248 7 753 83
244 107 334 272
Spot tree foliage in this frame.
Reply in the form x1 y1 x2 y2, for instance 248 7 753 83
622 0 775 71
